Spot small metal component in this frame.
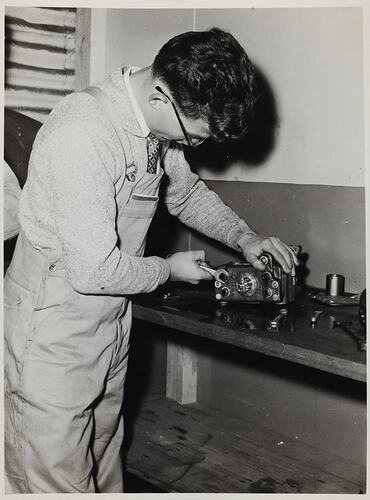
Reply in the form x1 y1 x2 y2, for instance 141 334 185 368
325 274 345 297
198 262 229 284
289 244 302 255
310 310 323 328
267 308 288 332
126 164 137 182
236 274 258 296
162 291 180 300
126 172 136 182
264 288 273 298
260 255 269 265
214 269 229 283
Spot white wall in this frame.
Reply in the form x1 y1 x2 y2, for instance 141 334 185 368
93 7 365 187
104 9 194 71
195 8 364 187
90 8 107 85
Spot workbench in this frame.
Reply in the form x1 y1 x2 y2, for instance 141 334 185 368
133 285 365 398
125 285 366 493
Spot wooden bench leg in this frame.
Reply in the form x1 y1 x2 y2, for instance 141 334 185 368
166 341 197 404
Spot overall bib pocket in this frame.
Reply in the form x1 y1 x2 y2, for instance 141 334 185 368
117 192 160 256
122 193 159 218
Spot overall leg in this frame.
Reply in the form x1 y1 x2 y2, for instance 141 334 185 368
4 267 120 493
4 272 38 493
93 301 132 493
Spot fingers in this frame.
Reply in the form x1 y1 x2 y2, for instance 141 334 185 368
190 250 213 280
261 236 298 276
290 247 300 266
194 268 213 281
267 237 295 274
246 236 298 274
199 270 214 280
193 253 213 281
247 254 265 272
166 250 212 283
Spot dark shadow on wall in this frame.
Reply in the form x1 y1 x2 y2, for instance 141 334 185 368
185 64 278 174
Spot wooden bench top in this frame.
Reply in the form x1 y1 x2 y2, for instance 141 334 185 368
132 287 366 382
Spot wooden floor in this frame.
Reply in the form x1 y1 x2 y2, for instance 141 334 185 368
125 394 366 494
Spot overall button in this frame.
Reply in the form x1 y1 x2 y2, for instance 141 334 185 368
49 264 57 272
126 164 137 182
126 172 136 182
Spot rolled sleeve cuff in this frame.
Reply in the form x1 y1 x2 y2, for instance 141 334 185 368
233 228 258 251
156 256 171 285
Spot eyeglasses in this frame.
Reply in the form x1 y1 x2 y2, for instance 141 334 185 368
155 85 193 147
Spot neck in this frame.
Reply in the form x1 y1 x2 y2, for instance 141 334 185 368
129 66 155 128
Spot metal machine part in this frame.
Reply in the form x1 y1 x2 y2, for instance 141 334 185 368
326 274 345 297
198 246 300 305
266 308 288 332
198 263 229 284
308 290 360 307
310 310 323 328
309 273 360 307
212 253 297 305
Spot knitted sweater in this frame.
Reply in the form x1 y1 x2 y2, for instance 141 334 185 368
19 67 254 296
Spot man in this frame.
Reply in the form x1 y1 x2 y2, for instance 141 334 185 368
4 27 298 493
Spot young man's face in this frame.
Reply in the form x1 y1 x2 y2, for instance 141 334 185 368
154 115 210 147
148 87 210 147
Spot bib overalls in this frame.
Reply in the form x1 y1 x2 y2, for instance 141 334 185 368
4 88 164 492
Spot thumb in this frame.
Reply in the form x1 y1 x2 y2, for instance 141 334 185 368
248 254 265 271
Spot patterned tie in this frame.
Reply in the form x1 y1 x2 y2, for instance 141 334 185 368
147 132 160 174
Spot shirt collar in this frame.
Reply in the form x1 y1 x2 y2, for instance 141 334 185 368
123 66 150 137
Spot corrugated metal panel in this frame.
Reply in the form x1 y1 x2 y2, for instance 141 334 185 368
5 7 77 122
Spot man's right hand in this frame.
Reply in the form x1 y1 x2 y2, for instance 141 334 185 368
166 250 213 285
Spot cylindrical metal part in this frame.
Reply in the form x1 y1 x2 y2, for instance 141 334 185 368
325 274 345 296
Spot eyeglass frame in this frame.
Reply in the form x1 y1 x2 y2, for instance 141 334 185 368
155 85 193 147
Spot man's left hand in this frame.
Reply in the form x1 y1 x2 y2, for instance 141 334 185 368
238 233 299 275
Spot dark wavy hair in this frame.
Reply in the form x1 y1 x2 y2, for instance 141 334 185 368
152 27 257 142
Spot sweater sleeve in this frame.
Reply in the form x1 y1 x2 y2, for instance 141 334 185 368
163 143 256 250
4 160 21 240
38 124 170 295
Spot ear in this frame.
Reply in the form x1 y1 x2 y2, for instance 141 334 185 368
148 90 167 109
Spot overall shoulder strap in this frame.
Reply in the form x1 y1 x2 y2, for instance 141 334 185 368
83 86 135 172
